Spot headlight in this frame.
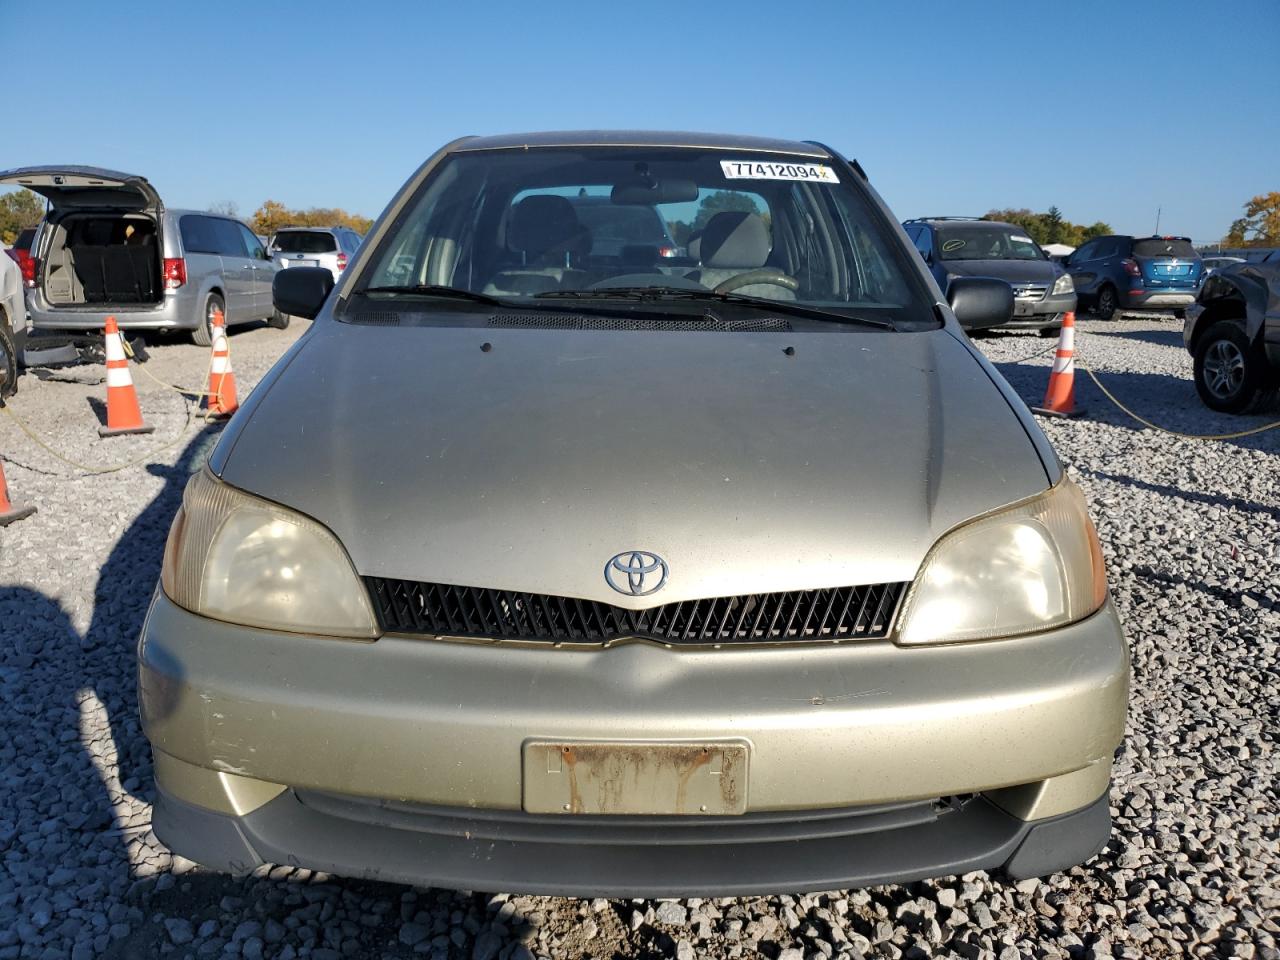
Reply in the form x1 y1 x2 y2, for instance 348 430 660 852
161 468 377 638
1051 273 1074 295
896 479 1107 645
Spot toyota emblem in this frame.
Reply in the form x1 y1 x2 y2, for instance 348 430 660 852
604 551 668 597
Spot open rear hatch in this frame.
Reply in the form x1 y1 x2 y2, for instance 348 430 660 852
0 166 165 308
0 165 161 214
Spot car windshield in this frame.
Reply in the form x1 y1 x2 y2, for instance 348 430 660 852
358 146 934 329
274 231 336 254
937 226 1044 261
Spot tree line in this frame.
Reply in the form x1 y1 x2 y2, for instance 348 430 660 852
983 206 1112 248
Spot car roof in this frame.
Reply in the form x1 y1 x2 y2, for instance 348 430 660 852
451 130 831 158
274 225 346 233
911 218 1014 229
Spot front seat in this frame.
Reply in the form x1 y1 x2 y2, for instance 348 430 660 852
685 211 793 299
484 195 591 295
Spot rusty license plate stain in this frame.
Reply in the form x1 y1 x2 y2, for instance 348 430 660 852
522 740 748 815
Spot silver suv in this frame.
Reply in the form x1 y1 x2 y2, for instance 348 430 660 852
270 227 362 283
0 166 286 346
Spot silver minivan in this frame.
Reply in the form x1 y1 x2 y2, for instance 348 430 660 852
0 166 286 345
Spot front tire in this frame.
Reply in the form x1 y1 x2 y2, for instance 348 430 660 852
1094 285 1117 321
192 293 223 348
267 309 290 330
1194 321 1271 414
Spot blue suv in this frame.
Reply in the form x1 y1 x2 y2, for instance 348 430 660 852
903 218 1075 335
1064 235 1202 320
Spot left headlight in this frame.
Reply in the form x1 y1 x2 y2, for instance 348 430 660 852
1051 272 1074 295
161 467 378 638
895 479 1108 645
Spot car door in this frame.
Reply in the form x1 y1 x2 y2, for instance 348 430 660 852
1066 240 1099 295
211 217 255 322
236 222 273 316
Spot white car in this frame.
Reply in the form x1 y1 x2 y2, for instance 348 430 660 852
0 248 27 398
269 227 363 283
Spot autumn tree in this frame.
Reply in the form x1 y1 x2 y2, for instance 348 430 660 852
0 188 45 245
250 200 373 237
1225 192 1280 247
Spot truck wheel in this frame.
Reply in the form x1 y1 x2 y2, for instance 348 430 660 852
0 309 17 400
1094 285 1117 321
267 308 290 330
1194 321 1270 414
192 293 222 348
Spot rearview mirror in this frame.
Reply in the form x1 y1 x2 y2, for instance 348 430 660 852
611 177 699 205
273 267 333 320
947 277 1013 331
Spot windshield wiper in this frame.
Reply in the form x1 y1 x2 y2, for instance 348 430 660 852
534 287 893 329
356 284 504 305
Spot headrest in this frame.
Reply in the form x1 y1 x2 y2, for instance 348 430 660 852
508 195 589 260
700 212 770 268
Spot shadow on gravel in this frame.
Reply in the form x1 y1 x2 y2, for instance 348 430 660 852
1089 327 1185 349
1079 467 1280 522
992 362 1280 454
0 421 224 956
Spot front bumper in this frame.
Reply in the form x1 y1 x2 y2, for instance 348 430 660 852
139 591 1129 892
997 292 1076 330
1125 288 1197 309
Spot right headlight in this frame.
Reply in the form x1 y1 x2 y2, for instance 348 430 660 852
895 479 1108 645
161 467 378 639
1051 272 1075 295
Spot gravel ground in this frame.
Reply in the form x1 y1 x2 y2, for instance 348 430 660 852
0 313 1276 960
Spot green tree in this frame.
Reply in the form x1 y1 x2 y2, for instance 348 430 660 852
250 200 374 237
0 188 45 245
1225 192 1280 246
1043 205 1064 244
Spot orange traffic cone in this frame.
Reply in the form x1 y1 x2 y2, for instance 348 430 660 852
205 308 238 418
0 456 36 526
1033 311 1085 419
99 317 155 437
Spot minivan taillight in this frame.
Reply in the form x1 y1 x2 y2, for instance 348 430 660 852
163 258 187 289
17 250 36 286
1122 259 1142 278
658 245 677 259
336 252 347 271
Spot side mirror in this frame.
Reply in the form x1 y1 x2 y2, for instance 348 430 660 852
273 266 333 320
947 276 1013 330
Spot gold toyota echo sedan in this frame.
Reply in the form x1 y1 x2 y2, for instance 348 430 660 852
139 131 1129 896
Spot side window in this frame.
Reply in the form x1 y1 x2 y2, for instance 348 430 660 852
1071 241 1094 264
912 228 933 260
237 223 265 259
179 215 217 255
1093 239 1118 260
210 218 248 258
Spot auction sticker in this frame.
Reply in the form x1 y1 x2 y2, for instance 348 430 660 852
721 159 839 183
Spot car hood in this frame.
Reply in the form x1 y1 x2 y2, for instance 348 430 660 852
942 259 1060 283
216 319 1050 607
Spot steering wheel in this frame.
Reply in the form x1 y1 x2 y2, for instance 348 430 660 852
712 269 799 294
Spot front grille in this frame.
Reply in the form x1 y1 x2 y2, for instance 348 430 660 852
365 578 906 645
488 313 791 333
1011 283 1048 301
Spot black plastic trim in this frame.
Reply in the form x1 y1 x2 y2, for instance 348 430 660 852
152 787 1110 897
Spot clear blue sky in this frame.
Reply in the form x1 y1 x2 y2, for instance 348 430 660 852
3 0 1275 243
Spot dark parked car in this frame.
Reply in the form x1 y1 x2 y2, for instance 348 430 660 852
1183 259 1280 413
903 218 1075 335
1065 235 1202 320
567 195 679 260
